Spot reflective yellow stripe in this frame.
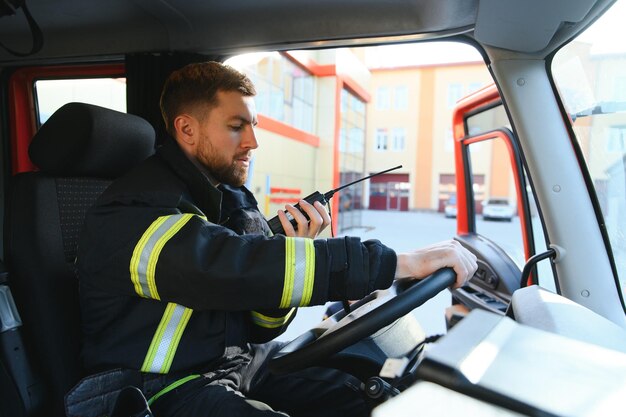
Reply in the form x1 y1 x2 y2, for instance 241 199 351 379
280 238 295 308
251 308 295 328
148 374 201 406
129 214 194 300
280 238 315 308
130 217 168 297
141 303 193 374
146 214 193 299
301 239 315 306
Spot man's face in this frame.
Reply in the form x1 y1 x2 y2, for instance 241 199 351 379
195 90 258 187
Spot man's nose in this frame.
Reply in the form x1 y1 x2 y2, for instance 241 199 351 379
242 126 259 150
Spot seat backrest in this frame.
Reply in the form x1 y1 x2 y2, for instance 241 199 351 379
3 102 155 417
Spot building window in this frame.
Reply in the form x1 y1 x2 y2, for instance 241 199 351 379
376 128 388 150
447 83 463 108
394 86 408 110
376 87 390 110
607 126 626 152
228 53 316 133
339 89 366 232
349 127 364 153
391 127 405 151
614 77 626 102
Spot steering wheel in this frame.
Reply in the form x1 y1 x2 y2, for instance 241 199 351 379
269 267 456 374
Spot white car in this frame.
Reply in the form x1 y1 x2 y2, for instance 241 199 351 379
444 196 457 218
482 198 515 221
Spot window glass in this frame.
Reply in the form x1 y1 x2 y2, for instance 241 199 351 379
466 107 555 290
467 138 522 259
227 42 491 337
552 0 626 299
35 78 127 124
338 89 367 232
466 104 510 135
229 52 315 133
394 86 408 110
376 87 390 110
375 128 388 150
391 127 406 151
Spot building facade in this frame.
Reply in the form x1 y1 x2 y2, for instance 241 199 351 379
227 46 524 231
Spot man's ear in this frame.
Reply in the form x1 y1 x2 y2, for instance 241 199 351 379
173 114 197 147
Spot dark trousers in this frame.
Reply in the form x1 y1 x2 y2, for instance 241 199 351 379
149 343 370 417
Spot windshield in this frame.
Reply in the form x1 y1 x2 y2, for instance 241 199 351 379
552 0 626 300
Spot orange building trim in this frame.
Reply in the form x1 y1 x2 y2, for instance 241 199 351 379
257 114 320 147
270 187 302 195
283 51 371 102
339 73 371 103
283 50 372 231
416 68 436 209
270 197 301 204
283 52 336 77
311 64 337 77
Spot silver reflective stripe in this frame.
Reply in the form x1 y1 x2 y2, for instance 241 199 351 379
280 237 315 308
291 238 307 303
130 214 194 299
141 303 193 374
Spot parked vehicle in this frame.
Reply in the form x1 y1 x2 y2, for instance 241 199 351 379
1 1 626 416
444 195 457 218
482 198 515 221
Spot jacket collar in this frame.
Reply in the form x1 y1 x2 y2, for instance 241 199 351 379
156 138 260 224
157 138 222 223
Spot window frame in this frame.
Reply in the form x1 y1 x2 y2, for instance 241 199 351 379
8 63 125 174
452 85 550 286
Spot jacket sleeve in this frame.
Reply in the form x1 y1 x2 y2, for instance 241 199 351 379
246 307 298 343
78 199 397 312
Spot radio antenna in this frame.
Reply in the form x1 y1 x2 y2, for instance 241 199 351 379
324 165 402 199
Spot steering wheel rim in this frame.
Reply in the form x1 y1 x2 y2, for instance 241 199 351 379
269 267 456 374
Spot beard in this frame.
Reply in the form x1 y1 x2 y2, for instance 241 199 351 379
197 139 249 187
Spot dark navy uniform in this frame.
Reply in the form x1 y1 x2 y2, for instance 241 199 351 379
77 138 397 415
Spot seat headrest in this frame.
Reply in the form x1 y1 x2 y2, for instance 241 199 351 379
29 102 155 178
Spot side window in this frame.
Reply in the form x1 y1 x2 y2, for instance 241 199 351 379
35 77 127 124
467 137 522 260
465 106 556 290
552 0 626 301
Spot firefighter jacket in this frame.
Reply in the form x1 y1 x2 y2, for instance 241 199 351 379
77 138 397 375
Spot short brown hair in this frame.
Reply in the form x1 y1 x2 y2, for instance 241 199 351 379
160 61 256 137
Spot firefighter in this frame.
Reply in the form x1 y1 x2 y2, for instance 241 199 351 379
76 61 477 417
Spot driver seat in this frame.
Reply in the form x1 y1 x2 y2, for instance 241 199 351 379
4 102 155 416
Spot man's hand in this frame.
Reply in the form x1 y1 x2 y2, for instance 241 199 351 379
277 199 331 238
395 240 478 289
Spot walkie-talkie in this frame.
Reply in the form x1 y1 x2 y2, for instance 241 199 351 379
267 165 402 235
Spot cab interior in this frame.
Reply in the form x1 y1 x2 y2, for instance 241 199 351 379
1 0 626 416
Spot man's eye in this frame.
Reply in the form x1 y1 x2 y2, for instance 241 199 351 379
229 125 243 131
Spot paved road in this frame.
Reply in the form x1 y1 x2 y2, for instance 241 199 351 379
276 209 521 341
